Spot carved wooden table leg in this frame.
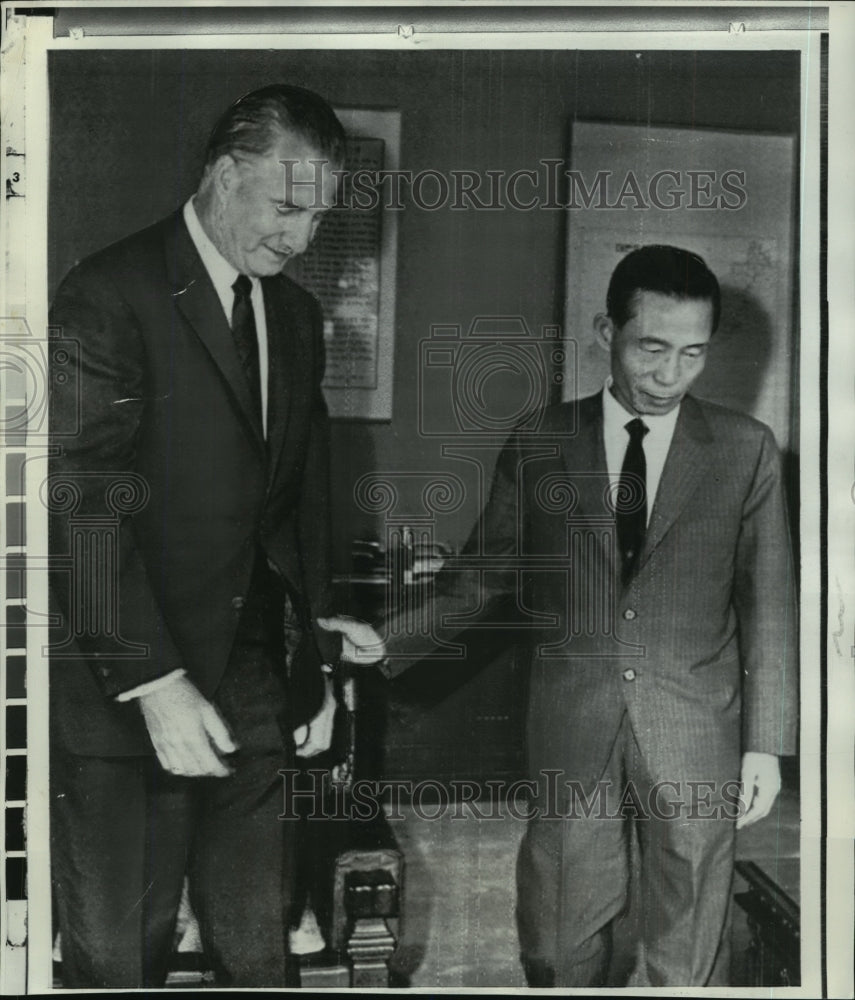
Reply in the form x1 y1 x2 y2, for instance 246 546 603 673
347 916 397 988
344 869 400 987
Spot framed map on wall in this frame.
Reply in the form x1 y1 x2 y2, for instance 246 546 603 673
286 108 401 421
562 122 797 454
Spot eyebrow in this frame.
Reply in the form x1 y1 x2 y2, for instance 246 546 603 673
638 336 709 350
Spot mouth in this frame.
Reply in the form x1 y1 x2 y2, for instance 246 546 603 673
265 246 293 262
641 391 679 405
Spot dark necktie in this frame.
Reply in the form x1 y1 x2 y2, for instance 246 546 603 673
231 274 263 427
616 417 648 585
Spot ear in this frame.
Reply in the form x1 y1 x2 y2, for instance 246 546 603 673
593 313 615 354
209 153 241 199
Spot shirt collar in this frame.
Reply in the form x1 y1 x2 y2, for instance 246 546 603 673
602 376 682 439
183 197 258 305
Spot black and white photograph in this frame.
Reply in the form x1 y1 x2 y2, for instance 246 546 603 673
0 3 852 995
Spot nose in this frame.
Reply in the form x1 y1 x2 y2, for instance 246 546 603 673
653 352 682 387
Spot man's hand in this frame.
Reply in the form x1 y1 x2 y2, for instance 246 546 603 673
316 615 386 665
294 675 336 758
138 675 237 778
736 751 781 829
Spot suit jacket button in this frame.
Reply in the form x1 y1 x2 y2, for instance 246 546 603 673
622 668 637 682
231 596 246 610
623 608 637 621
98 666 111 678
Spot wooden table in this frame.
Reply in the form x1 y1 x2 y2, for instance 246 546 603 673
733 858 800 986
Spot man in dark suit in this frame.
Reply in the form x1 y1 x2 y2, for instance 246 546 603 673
49 84 374 988
378 245 797 986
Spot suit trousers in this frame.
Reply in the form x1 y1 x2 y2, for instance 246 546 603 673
516 710 735 987
51 554 301 988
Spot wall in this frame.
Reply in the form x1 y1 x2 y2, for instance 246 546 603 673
48 49 801 570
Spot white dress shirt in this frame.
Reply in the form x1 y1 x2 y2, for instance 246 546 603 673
182 197 270 437
601 377 681 526
117 199 271 702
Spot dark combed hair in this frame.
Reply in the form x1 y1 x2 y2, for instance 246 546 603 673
204 84 346 168
606 244 721 332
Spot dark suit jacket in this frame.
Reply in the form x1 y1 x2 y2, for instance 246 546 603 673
383 392 798 791
49 211 338 755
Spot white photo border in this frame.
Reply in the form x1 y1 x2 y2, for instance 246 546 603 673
0 4 848 996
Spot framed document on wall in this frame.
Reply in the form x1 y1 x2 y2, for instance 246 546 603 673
287 108 400 421
562 122 797 454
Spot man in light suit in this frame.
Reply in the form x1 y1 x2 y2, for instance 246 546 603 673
49 84 372 988
378 245 797 986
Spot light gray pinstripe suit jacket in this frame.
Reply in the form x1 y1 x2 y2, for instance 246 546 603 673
382 390 798 791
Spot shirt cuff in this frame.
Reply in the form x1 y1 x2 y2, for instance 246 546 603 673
114 668 187 702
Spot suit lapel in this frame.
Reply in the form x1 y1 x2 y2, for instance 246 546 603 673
262 278 297 488
637 395 714 570
558 393 611 521
557 392 714 583
555 392 624 595
162 213 265 457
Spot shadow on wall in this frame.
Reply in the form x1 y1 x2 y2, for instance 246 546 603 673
694 284 773 420
694 284 799 546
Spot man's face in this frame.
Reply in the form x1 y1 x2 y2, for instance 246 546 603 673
601 291 714 416
212 127 339 278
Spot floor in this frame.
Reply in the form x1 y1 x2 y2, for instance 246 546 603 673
386 784 801 989
55 781 800 988
387 797 528 988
